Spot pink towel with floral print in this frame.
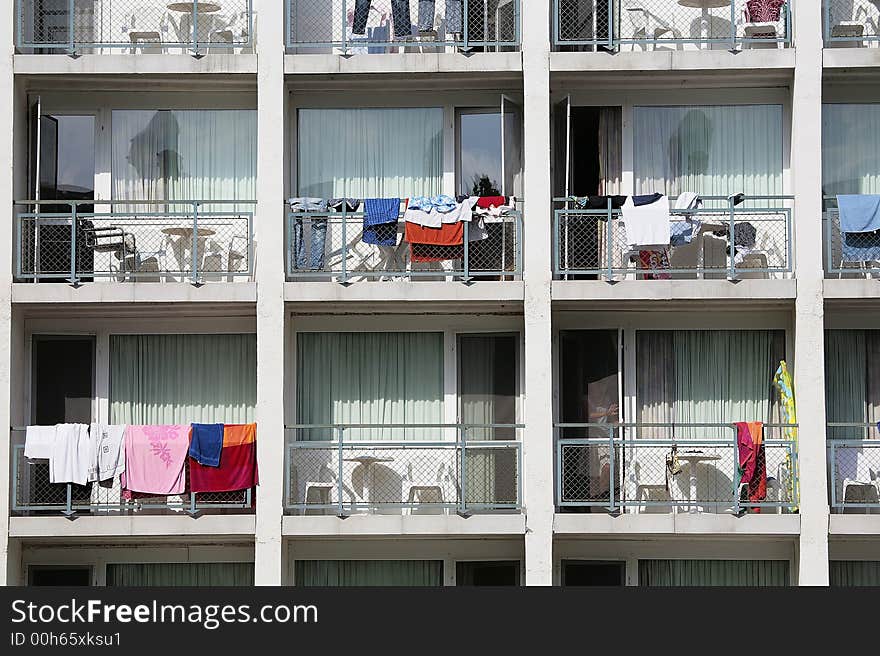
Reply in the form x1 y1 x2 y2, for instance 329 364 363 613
120 425 190 496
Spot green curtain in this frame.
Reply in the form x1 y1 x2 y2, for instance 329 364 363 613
109 334 256 424
296 332 443 441
830 561 880 586
106 563 254 586
822 104 880 196
638 559 789 586
825 330 868 440
293 560 442 586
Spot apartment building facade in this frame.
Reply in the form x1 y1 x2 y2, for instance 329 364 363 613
0 0 878 587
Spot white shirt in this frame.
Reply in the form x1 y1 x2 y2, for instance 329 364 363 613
621 195 671 248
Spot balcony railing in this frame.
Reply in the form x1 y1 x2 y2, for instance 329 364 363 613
552 0 792 51
284 424 523 515
11 442 252 517
15 200 254 284
16 0 254 54
286 207 522 282
286 0 521 53
556 423 799 513
824 199 880 278
553 196 793 281
824 0 880 46
827 424 880 512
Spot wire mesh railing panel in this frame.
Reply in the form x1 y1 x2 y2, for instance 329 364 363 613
824 207 880 277
552 0 792 50
17 0 253 51
11 444 253 515
554 201 792 280
286 0 520 52
286 211 521 281
824 0 880 44
284 425 522 514
827 429 880 512
556 423 799 513
16 202 254 283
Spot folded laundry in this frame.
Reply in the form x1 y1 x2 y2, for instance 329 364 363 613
837 194 880 234
189 423 258 493
121 425 190 496
189 423 225 468
88 423 126 483
50 423 91 486
24 425 55 460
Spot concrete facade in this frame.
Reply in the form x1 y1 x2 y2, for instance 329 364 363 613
3 2 879 587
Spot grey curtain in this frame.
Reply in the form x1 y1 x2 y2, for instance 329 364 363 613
830 561 880 586
293 560 442 586
106 562 254 586
638 559 789 586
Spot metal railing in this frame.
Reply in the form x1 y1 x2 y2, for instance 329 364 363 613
552 0 792 51
286 0 521 53
556 423 799 513
824 199 880 277
286 207 522 282
11 442 253 517
16 0 253 54
824 0 880 46
284 424 523 515
827 424 880 512
553 195 793 280
15 200 254 284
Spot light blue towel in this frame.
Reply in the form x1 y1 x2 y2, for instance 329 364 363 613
837 194 880 233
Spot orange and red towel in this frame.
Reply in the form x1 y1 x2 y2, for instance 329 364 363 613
189 423 258 493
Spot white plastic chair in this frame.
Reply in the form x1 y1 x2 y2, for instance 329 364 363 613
623 1 681 52
402 461 446 515
303 464 338 516
126 5 169 54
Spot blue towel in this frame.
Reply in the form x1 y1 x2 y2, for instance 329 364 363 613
841 230 880 263
670 221 696 247
363 198 400 246
837 194 880 233
188 423 224 467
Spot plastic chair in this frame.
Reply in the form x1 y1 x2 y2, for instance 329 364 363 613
126 5 168 54
402 462 446 515
741 0 787 49
623 2 681 51
303 464 338 516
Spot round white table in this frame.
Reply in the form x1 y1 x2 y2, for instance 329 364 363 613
677 0 731 42
167 2 222 13
676 450 722 513
344 455 394 509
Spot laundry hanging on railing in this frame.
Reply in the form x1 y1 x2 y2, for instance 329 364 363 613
735 421 767 512
88 423 126 484
836 194 880 263
121 425 190 497
189 423 258 493
362 198 401 246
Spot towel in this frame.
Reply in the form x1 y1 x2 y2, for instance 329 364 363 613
735 421 767 510
49 423 91 486
121 425 190 496
476 196 507 209
837 194 880 233
24 425 55 459
841 230 880 264
674 191 702 211
189 423 258 493
189 423 225 467
363 198 401 246
621 195 671 247
88 423 127 482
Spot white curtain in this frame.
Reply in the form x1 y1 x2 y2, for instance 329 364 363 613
822 104 880 197
111 109 257 211
639 560 789 586
633 105 783 199
296 332 444 441
297 108 443 198
106 563 254 586
109 334 257 424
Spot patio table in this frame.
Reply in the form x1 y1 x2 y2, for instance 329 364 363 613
676 450 722 513
677 0 732 42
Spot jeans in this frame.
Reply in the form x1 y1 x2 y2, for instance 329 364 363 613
353 0 412 38
292 217 328 270
445 0 463 33
418 1 435 31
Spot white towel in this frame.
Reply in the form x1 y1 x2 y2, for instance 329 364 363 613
674 191 701 211
88 423 127 483
622 195 671 247
50 423 91 486
24 425 55 459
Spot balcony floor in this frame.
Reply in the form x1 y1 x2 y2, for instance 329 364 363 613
9 514 255 539
12 281 257 305
554 512 800 537
282 513 525 537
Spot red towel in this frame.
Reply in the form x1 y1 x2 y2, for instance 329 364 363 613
735 421 767 512
189 423 258 493
405 221 463 246
476 196 507 209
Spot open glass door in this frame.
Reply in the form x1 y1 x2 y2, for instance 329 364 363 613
500 95 522 198
553 96 571 277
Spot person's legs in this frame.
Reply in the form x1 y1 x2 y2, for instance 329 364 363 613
446 0 463 33
352 0 373 35
293 217 306 269
310 219 328 270
391 0 413 38
418 0 437 31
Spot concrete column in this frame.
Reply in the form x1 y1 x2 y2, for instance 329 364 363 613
521 0 554 585
0 1 15 585
792 2 829 585
253 0 286 586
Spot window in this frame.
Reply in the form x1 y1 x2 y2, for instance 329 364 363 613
562 561 625 586
457 102 522 198
293 560 442 586
638 559 789 586
830 561 880 586
28 566 91 586
297 108 443 199
633 105 783 199
37 114 95 210
106 563 254 586
825 330 880 440
822 104 880 197
456 561 520 586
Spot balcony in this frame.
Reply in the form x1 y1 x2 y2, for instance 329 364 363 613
286 206 522 282
11 442 253 517
15 200 254 284
556 423 799 514
286 0 521 54
16 0 254 54
828 425 880 512
553 196 793 281
552 0 792 52
284 424 522 515
824 0 880 47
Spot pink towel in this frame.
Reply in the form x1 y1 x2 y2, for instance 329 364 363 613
121 425 190 496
